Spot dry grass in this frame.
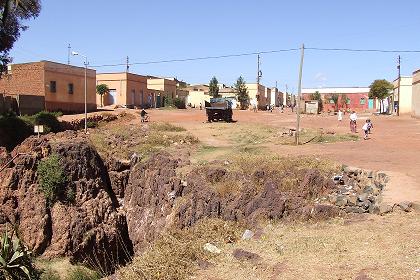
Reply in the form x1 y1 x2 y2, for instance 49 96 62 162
118 219 242 280
89 122 198 159
193 212 420 280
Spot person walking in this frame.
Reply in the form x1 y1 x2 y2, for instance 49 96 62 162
349 111 357 133
338 109 343 122
362 120 370 140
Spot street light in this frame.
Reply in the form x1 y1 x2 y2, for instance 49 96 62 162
72 51 88 134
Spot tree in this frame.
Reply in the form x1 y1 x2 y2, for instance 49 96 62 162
310 91 323 113
0 0 41 76
234 76 249 110
330 94 339 111
340 94 349 109
209 76 220 98
369 79 393 113
96 84 109 107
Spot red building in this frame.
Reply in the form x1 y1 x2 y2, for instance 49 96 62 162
302 87 372 112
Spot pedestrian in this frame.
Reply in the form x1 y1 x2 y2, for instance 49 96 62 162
140 108 149 122
281 104 284 113
366 119 373 134
199 103 202 110
349 111 357 133
338 109 343 122
362 120 370 140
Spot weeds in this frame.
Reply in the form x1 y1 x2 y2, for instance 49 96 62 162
119 219 242 280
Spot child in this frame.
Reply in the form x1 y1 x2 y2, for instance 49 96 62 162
366 119 373 134
362 120 370 140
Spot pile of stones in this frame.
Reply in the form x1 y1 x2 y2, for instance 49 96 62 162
324 166 389 214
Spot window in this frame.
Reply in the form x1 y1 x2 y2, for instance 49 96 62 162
68 83 74 94
346 99 351 105
50 81 56 93
360 98 366 105
329 99 334 104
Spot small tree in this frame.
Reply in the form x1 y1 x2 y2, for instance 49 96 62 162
369 79 393 113
340 94 349 109
310 91 323 113
330 94 339 111
234 76 249 110
209 76 220 98
96 84 109 107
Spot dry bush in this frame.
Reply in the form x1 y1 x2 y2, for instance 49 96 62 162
150 122 186 132
118 219 242 280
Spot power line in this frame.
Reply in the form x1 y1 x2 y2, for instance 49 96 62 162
306 47 420 53
90 48 300 68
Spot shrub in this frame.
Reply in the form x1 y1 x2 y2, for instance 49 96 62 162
86 121 98 128
37 154 69 206
41 269 60 280
0 112 33 151
0 227 40 280
173 97 186 109
164 96 173 107
65 267 100 280
20 111 62 134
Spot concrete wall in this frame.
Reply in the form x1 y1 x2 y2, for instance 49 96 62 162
147 78 177 101
187 90 210 108
43 61 96 113
246 83 268 109
393 76 413 115
412 70 420 118
0 61 96 113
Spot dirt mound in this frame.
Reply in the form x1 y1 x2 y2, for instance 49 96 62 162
0 135 133 273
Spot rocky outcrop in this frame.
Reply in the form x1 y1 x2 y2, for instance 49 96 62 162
124 153 338 253
0 136 132 273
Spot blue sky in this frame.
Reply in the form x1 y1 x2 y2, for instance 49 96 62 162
10 0 420 92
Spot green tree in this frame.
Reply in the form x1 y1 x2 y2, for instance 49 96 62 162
209 76 220 98
340 94 349 109
234 76 249 110
369 79 393 113
310 91 323 113
330 94 339 111
96 84 109 107
0 0 41 76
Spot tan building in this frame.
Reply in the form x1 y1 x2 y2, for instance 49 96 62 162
147 78 177 107
0 61 96 114
96 72 153 108
393 76 413 115
185 85 210 108
246 83 268 109
412 69 420 118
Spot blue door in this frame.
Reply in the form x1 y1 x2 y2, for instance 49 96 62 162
368 99 374 109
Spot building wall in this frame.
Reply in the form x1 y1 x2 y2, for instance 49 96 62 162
187 90 210 108
0 61 96 113
147 78 177 101
302 88 370 112
246 83 268 109
43 61 96 112
412 70 420 118
393 76 413 115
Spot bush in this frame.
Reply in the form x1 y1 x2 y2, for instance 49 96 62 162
86 121 98 128
0 112 33 151
164 96 173 107
173 97 186 109
0 227 40 280
37 154 69 206
65 267 100 280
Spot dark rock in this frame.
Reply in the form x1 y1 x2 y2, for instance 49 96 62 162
335 195 348 207
397 201 412 212
379 204 393 215
232 249 261 262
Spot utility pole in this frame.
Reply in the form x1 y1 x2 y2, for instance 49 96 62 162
285 84 288 106
126 56 130 73
67 44 71 65
295 44 305 145
256 54 261 84
397 55 401 116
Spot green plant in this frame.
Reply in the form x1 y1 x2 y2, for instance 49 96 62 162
20 111 62 134
150 122 186 132
86 121 97 128
37 154 68 206
65 267 100 280
96 84 109 108
0 227 40 280
173 97 186 109
234 76 249 110
0 112 33 151
369 79 393 113
209 76 220 98
164 95 174 107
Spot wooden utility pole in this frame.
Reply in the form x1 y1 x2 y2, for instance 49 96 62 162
397 55 401 116
257 54 261 84
67 44 71 65
126 56 130 73
295 44 305 145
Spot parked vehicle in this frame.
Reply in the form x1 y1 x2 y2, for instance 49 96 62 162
205 98 233 122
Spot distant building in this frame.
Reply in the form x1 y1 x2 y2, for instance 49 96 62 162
147 78 177 107
246 83 268 109
412 69 420 118
185 84 210 108
96 72 150 108
392 76 413 115
302 87 371 112
0 61 96 114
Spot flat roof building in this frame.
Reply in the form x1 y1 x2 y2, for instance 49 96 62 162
0 61 96 114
